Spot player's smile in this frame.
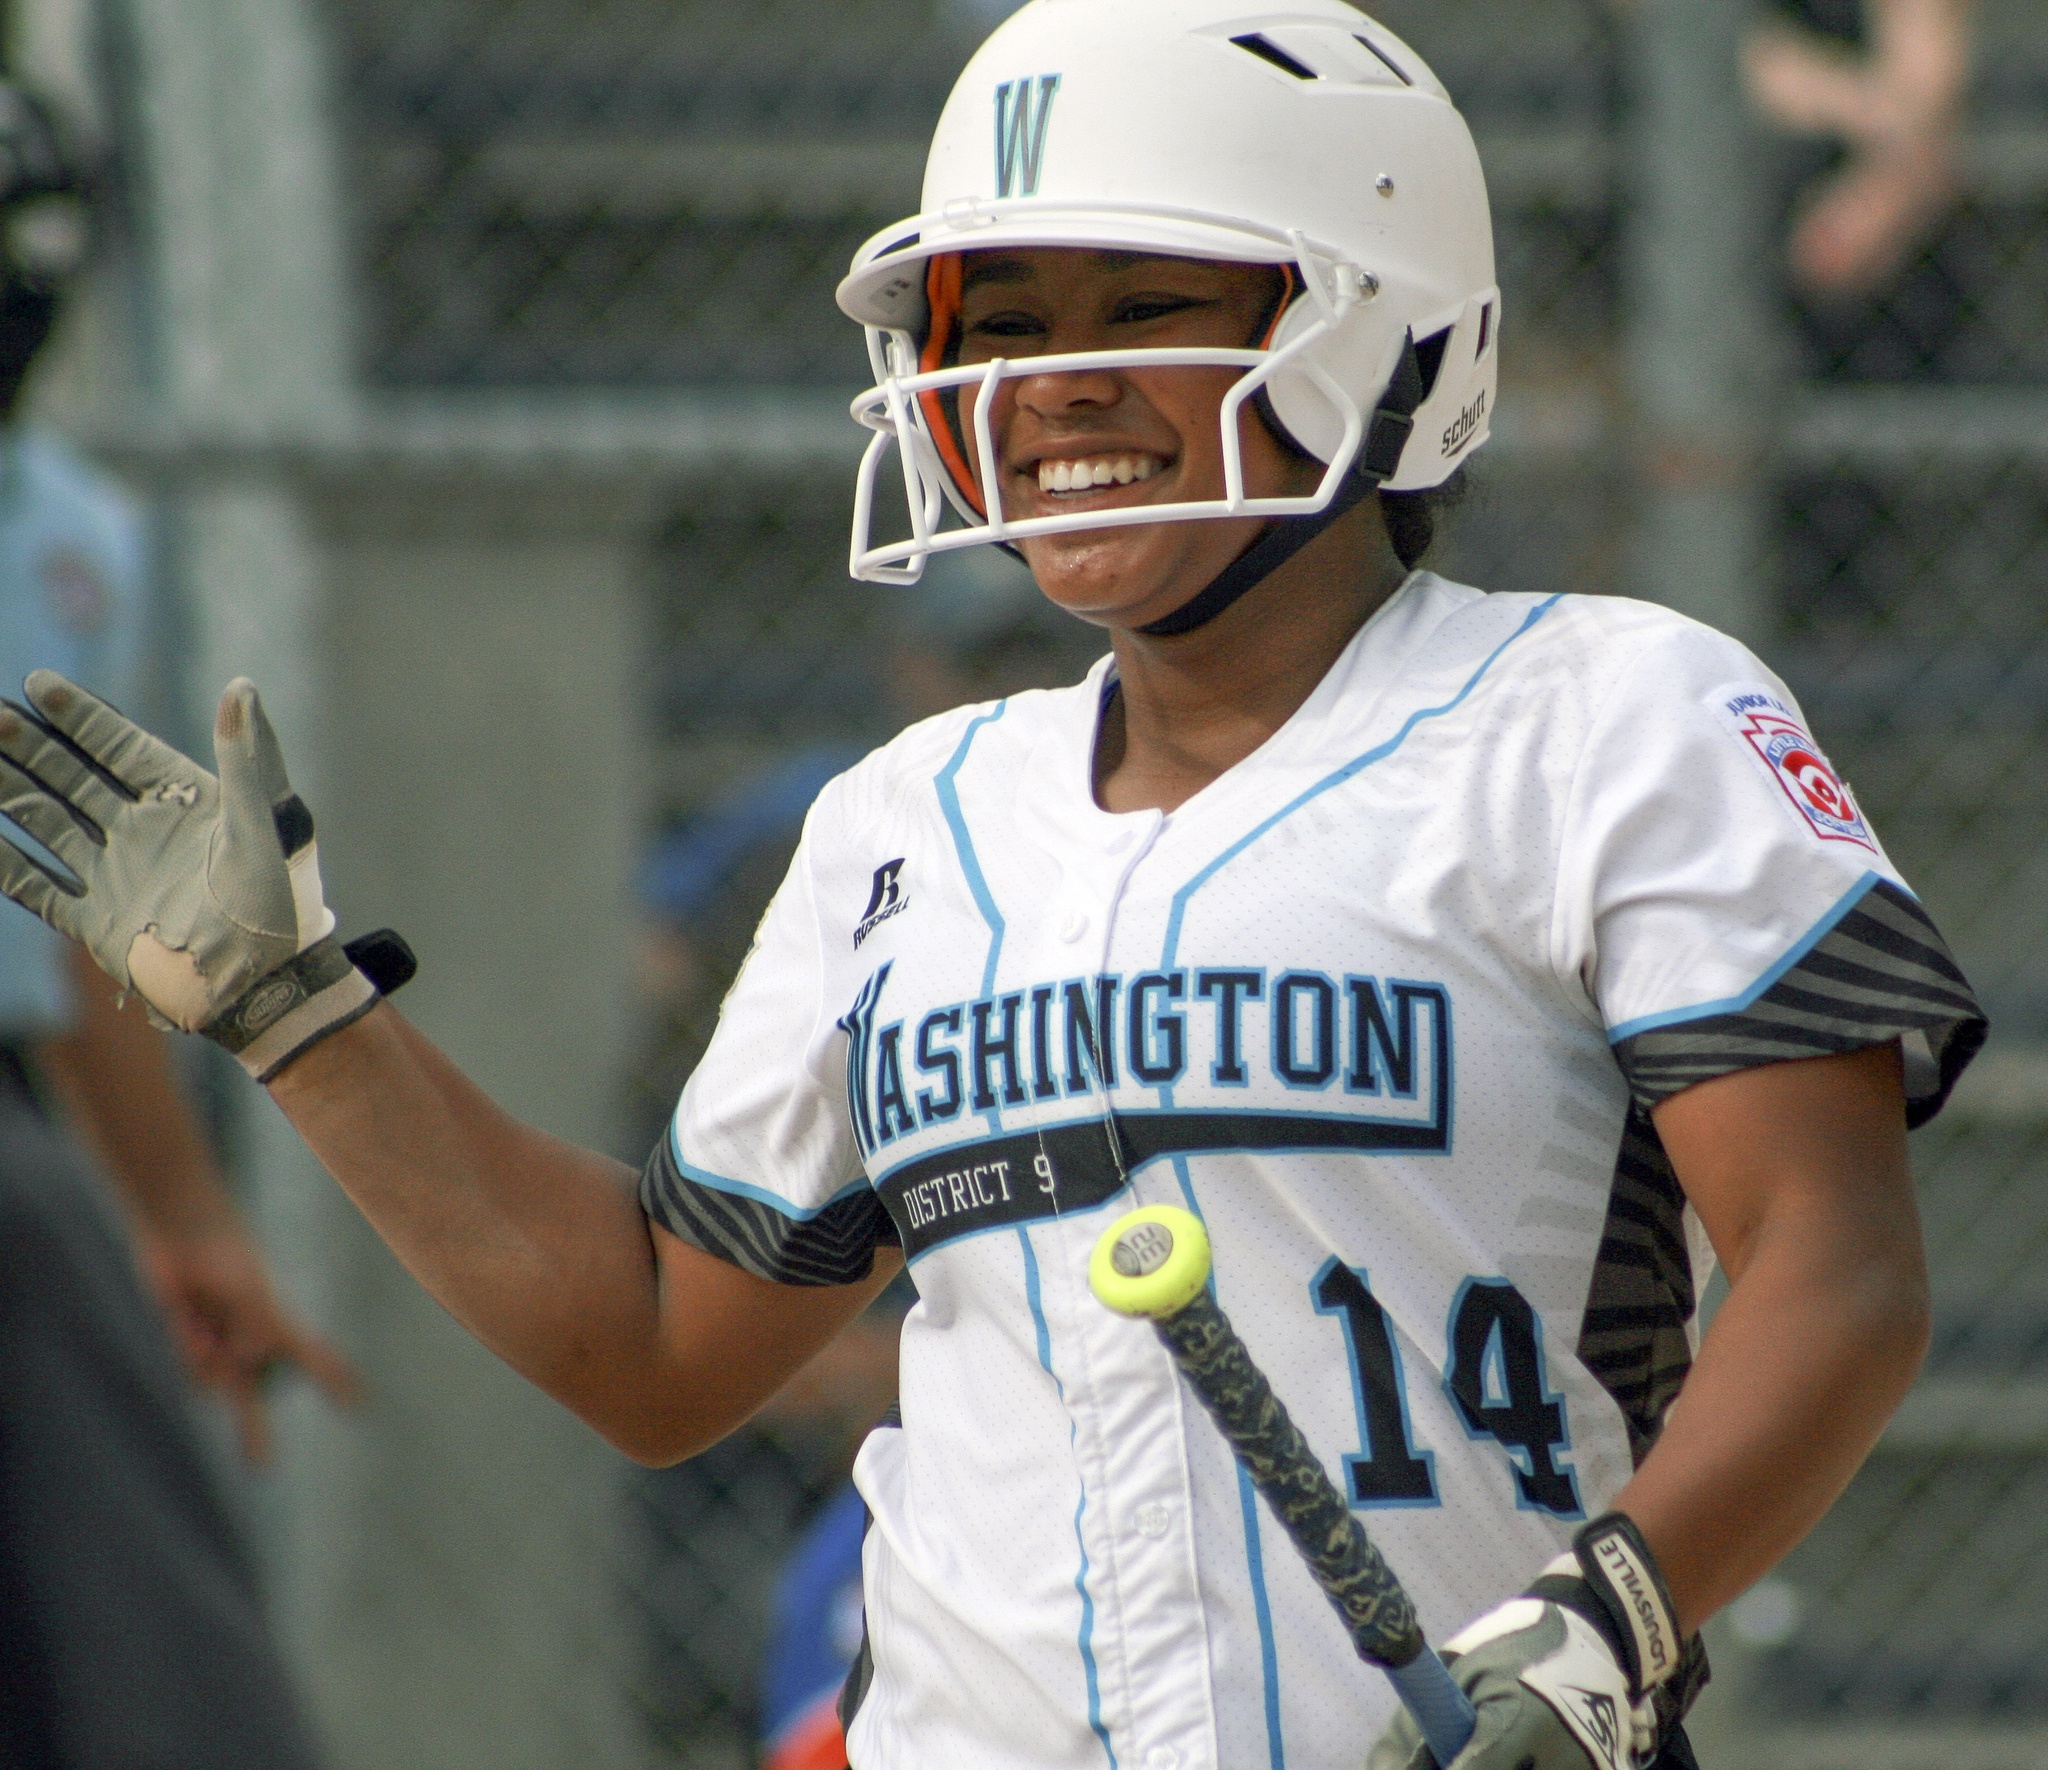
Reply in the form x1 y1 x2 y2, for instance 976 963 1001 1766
1032 451 1165 496
1015 443 1177 517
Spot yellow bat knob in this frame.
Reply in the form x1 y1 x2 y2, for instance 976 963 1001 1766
1089 1205 1213 1320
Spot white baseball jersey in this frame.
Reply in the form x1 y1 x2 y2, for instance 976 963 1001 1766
645 573 1982 1770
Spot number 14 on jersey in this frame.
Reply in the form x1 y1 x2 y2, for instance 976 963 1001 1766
1312 1260 1584 1518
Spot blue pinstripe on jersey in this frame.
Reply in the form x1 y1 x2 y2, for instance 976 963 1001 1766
949 700 1114 1763
935 702 1012 1003
666 1123 877 1218
935 700 1012 1136
1159 595 1564 974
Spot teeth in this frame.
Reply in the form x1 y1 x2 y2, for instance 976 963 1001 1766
1036 454 1163 493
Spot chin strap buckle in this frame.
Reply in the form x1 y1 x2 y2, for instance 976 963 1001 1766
1357 330 1426 485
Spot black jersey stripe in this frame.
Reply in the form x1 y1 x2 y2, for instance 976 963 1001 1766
1599 1193 1690 1265
1613 877 1984 1128
1584 878 1983 1467
639 1134 894 1287
874 1101 1452 1261
646 1096 1455 1277
1577 1103 1696 1466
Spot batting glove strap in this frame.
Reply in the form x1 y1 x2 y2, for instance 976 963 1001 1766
1528 1512 1683 1701
1523 1563 1709 1762
202 936 379 1082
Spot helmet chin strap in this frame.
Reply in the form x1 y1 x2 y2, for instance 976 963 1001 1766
1138 331 1427 640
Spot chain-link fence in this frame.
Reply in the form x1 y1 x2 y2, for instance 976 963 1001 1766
330 0 962 386
309 0 2048 1762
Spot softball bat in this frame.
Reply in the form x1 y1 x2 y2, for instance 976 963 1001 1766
1089 1204 1477 1767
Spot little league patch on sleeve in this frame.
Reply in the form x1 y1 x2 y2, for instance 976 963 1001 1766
1711 685 1876 850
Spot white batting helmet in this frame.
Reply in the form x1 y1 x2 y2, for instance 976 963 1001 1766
835 0 1498 587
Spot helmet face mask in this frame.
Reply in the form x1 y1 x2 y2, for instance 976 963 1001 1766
851 226 1388 586
837 0 1498 588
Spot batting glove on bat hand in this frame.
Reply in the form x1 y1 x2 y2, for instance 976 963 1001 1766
0 671 386 1081
1365 1514 1686 1770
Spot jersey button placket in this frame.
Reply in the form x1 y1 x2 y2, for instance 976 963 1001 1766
1075 810 1211 1770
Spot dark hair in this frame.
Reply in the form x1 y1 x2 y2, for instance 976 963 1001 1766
1378 468 1470 573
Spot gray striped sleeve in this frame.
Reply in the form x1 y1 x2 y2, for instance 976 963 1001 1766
1578 1103 1697 1467
640 1133 897 1287
1614 877 1986 1128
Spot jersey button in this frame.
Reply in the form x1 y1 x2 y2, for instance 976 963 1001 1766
1057 909 1088 942
1145 1748 1180 1770
1134 1502 1170 1538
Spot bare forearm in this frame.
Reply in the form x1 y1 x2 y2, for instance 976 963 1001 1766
0 677 889 1461
39 947 237 1235
1620 1042 1929 1634
1614 1220 1928 1632
265 1003 899 1462
267 1002 663 1410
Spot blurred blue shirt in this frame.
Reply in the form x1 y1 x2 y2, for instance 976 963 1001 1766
760 1479 869 1762
0 431 144 1041
639 746 862 927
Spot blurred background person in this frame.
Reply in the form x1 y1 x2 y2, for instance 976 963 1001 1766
0 73 354 1770
1744 0 1980 385
1745 0 1972 304
755 1475 872 1770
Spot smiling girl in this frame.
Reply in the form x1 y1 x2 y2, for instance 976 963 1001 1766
0 4 1985 1769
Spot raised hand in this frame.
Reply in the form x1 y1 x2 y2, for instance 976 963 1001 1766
0 672 376 1079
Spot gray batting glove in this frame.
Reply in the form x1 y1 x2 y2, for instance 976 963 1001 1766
1366 1598 1651 1770
1368 1512 1691 1770
0 670 378 1080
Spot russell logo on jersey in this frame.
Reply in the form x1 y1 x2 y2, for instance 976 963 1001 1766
853 859 909 949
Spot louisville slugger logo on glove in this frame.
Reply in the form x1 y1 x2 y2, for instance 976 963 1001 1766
1366 1512 1691 1770
1366 1599 1653 1770
0 671 380 1080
